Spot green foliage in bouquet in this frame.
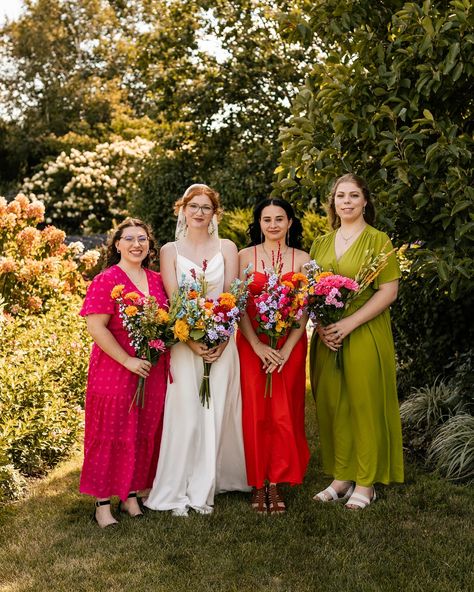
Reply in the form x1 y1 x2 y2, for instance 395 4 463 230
0 193 100 316
0 298 91 493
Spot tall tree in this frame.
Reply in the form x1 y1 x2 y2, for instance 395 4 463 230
275 0 473 297
274 0 474 392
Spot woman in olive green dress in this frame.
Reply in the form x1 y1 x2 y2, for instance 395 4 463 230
310 174 403 510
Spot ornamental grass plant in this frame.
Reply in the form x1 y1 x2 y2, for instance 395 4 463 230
428 413 474 482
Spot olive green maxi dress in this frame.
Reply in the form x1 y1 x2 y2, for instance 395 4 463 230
309 225 404 486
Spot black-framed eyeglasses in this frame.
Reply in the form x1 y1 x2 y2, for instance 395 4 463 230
187 203 214 215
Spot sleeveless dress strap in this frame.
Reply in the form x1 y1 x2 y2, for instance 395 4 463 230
254 246 258 272
219 238 222 252
174 241 179 255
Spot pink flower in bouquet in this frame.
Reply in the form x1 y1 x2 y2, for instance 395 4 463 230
149 339 166 351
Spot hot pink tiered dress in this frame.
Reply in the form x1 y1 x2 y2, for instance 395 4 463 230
79 265 169 501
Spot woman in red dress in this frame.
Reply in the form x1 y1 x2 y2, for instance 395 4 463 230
236 199 310 514
80 218 169 528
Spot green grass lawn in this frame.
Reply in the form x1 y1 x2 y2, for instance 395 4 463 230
1 394 473 592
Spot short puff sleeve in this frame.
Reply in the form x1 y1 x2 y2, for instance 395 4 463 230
80 269 117 316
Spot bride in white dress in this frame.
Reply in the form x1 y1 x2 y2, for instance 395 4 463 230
145 184 250 516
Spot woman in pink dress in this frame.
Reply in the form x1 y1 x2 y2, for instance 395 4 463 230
80 218 169 528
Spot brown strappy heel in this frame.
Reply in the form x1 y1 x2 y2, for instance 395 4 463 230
251 486 268 514
267 483 286 514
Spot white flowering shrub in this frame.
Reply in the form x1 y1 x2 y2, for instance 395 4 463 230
22 136 155 234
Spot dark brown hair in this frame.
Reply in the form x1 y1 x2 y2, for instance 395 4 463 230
247 198 303 248
105 218 157 268
327 173 376 230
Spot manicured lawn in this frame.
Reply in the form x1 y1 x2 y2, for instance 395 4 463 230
0 395 472 592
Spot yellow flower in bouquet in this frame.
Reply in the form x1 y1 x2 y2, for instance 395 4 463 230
315 271 334 281
173 318 190 342
125 305 138 316
218 292 236 309
195 318 206 330
111 284 125 299
291 272 308 284
155 308 170 323
124 291 141 302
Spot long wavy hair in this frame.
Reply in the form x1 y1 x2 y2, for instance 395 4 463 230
247 198 303 249
327 173 376 230
105 218 157 268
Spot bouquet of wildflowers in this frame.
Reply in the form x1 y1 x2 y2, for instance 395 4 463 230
170 260 252 407
111 285 176 411
305 240 396 367
253 248 308 396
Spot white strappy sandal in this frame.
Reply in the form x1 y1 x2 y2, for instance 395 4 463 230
313 483 355 502
345 488 377 510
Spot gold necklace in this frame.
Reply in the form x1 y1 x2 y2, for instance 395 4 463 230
338 226 365 244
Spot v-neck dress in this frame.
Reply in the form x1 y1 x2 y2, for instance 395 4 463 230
309 226 404 485
79 265 169 501
145 244 250 513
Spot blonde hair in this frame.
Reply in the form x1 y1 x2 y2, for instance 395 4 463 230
174 184 223 220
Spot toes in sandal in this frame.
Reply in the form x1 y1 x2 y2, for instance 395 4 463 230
118 492 144 518
313 483 354 502
251 486 268 514
92 500 118 528
267 484 286 515
345 489 376 510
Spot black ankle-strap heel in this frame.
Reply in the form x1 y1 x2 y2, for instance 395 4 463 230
118 492 144 518
92 500 117 527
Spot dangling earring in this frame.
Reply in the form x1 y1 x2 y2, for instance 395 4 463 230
117 248 120 254
363 205 366 216
260 231 264 244
286 229 290 246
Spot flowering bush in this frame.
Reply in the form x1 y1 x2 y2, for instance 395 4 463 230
0 299 91 498
22 136 155 234
0 193 100 316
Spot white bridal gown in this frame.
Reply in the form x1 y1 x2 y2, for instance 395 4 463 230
145 243 250 514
